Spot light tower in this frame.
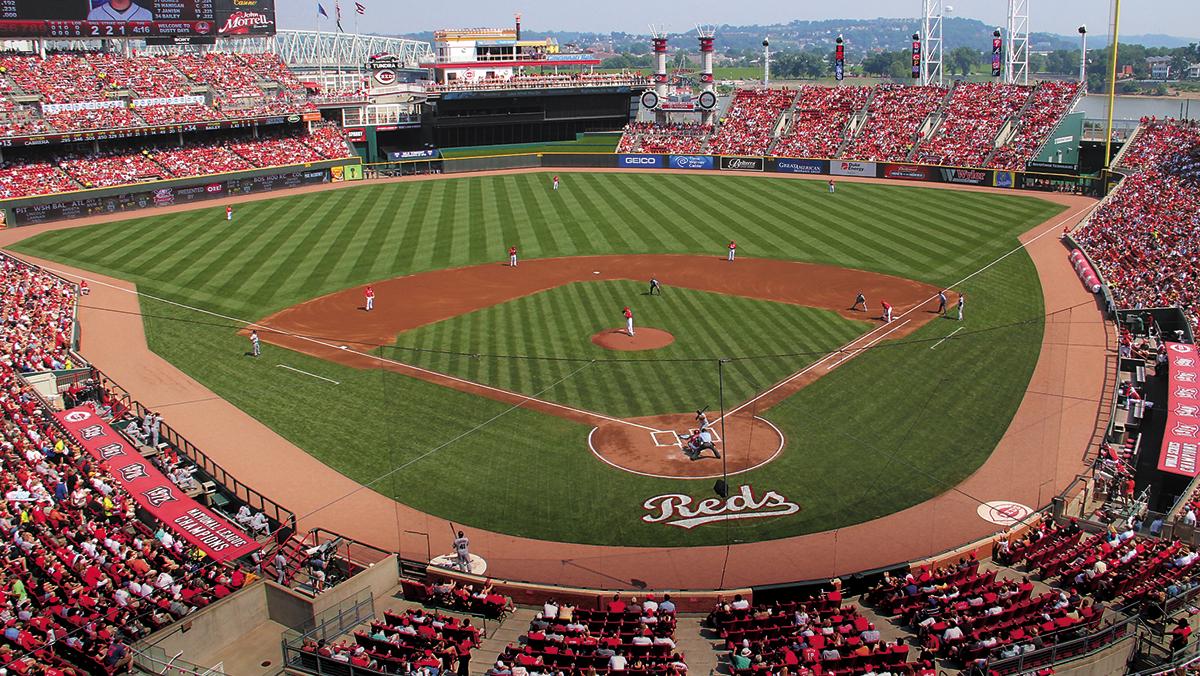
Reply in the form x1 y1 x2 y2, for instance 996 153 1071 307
1078 25 1088 83
697 25 716 124
1006 0 1030 84
762 37 771 86
921 0 944 86
650 25 669 123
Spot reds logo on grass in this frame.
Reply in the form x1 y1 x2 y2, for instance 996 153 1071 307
642 485 800 529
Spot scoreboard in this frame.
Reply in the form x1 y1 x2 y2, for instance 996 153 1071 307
0 0 276 39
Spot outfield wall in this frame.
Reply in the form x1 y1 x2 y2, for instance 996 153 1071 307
0 159 364 227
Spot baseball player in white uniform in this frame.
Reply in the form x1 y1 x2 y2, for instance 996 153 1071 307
453 531 471 572
624 306 634 336
957 292 965 321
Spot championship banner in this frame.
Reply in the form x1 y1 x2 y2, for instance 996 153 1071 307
55 408 260 561
1159 343 1200 477
835 40 845 82
911 38 921 79
992 37 1003 78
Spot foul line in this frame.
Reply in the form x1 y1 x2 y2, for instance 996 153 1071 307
25 262 663 435
929 327 966 351
828 320 910 369
275 364 340 385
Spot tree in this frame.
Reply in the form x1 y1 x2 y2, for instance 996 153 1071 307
947 46 980 76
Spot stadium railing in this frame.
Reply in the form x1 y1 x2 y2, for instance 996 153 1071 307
983 612 1141 675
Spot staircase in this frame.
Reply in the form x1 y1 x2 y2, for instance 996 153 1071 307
835 87 878 158
765 88 804 157
906 82 958 161
983 86 1037 166
471 606 537 670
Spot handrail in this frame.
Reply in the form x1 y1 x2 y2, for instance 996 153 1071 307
92 368 297 533
984 613 1141 674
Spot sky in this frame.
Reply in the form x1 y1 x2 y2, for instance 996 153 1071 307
280 0 1196 39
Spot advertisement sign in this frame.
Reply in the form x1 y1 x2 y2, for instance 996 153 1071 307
719 156 765 172
618 154 663 168
774 158 827 175
659 100 697 112
12 169 328 225
992 37 1003 77
0 0 276 39
669 155 714 170
1025 160 1079 175
830 160 877 177
345 128 366 143
883 163 932 181
387 149 440 161
1159 343 1200 477
938 167 993 186
835 43 845 82
344 164 364 181
911 39 922 79
55 408 259 561
993 171 1015 188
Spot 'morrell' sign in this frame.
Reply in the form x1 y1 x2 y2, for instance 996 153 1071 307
642 485 800 529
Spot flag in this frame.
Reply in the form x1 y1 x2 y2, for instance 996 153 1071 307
335 0 343 31
317 3 328 18
355 2 366 14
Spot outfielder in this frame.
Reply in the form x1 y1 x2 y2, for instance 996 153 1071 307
250 330 261 357
852 292 867 312
365 286 375 311
508 245 518 267
881 300 893 323
225 205 233 221
649 277 662 296
552 175 560 191
957 292 965 321
936 290 948 316
727 240 737 261
624 306 634 336
828 179 836 194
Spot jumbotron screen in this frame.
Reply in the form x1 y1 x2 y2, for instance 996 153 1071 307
0 0 276 39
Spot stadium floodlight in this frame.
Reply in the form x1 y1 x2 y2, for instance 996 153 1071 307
1078 25 1088 83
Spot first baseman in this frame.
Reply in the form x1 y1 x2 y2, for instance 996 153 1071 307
624 306 634 336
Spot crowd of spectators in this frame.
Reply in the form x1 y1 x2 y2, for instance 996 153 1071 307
495 594 686 675
707 88 794 156
989 80 1083 170
303 607 479 674
773 85 871 159
0 51 317 137
914 82 1032 167
0 257 258 674
843 85 948 162
430 72 649 92
1075 118 1200 334
616 121 712 154
709 585 927 676
0 127 353 198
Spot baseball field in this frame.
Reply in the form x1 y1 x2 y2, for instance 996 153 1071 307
11 171 1066 547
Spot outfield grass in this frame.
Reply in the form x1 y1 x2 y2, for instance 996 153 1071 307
392 280 872 418
11 172 1065 546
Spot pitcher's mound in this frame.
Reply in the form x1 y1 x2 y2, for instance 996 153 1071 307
591 327 675 351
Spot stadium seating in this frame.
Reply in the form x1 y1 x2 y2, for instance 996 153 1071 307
0 256 258 674
774 85 871 159
616 121 712 154
843 85 948 162
915 82 1032 167
989 81 1082 170
1075 118 1200 334
708 88 794 156
0 127 352 198
296 607 480 673
497 596 687 674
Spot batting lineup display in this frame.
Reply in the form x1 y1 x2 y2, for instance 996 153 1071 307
0 0 276 38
